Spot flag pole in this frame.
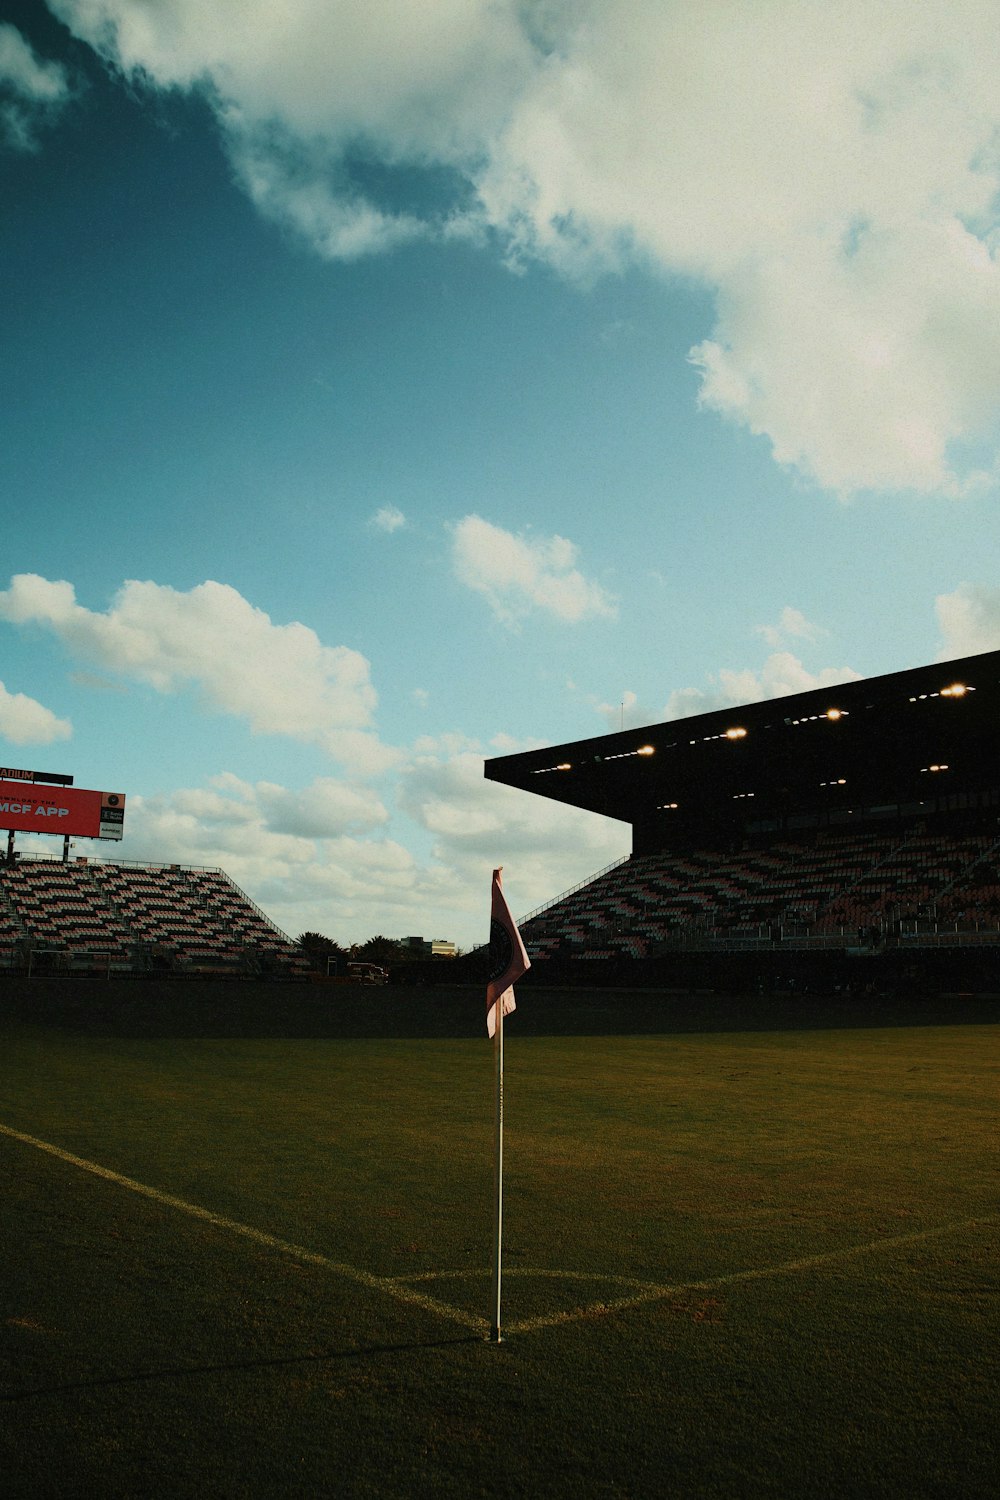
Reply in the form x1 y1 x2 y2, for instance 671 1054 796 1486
485 866 529 1345
490 990 504 1342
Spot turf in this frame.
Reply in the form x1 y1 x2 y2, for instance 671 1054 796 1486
1 991 998 1497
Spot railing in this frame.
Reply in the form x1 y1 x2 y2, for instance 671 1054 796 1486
517 854 631 926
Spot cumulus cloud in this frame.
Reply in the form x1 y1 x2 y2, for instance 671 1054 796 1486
594 644 859 730
162 773 386 840
0 23 71 150
124 764 572 946
398 743 630 917
661 652 862 720
122 777 420 941
50 0 1000 497
369 504 406 534
756 607 825 650
935 582 1000 657
451 515 616 625
0 573 394 772
0 680 72 746
228 128 426 259
595 689 646 732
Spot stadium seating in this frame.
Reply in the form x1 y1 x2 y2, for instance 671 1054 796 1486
0 857 307 976
520 822 1000 963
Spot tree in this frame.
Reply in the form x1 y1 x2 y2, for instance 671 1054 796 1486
298 931 348 973
351 934 407 966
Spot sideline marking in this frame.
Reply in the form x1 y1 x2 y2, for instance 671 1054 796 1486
501 1214 998 1333
393 1215 998 1335
0 1123 488 1335
4 1123 993 1340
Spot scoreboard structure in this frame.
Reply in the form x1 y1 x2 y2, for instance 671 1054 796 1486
0 768 125 844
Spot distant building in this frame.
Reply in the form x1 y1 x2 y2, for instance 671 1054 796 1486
403 935 458 959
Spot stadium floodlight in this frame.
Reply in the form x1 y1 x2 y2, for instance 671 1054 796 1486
941 683 969 697
725 726 747 740
636 745 655 756
825 708 843 720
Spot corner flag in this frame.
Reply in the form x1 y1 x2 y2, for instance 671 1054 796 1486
486 867 530 1038
486 867 530 1342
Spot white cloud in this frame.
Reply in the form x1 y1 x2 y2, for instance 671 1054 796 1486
369 504 407 534
662 652 862 720
935 582 1000 657
161 773 386 839
756 607 825 649
594 639 853 728
51 0 1000 497
450 514 617 625
254 778 388 838
126 763 623 944
122 780 416 942
0 680 72 746
0 573 394 773
398 743 630 917
227 129 426 259
595 688 647 732
0 23 71 150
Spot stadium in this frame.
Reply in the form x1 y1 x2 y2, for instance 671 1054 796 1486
3 653 999 1497
0 775 306 980
485 646 1000 996
3 647 1000 996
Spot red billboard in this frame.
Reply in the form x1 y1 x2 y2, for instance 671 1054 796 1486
0 782 126 840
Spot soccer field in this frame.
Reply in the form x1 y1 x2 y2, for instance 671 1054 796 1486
1 992 997 1497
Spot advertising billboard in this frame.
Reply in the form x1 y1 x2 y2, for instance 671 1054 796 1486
0 782 126 840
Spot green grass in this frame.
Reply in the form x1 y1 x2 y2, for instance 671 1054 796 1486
1 991 998 1497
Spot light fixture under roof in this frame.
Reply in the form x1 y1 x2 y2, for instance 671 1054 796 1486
725 726 747 741
910 684 975 702
636 744 655 756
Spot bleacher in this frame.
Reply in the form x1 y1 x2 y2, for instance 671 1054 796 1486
0 857 307 977
520 822 1000 964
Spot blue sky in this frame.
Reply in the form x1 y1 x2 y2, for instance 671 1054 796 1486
2 0 999 947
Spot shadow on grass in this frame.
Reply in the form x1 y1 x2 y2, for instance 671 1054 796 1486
1 1332 484 1403
1 976 998 1040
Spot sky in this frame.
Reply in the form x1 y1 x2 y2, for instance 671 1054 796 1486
1 0 999 949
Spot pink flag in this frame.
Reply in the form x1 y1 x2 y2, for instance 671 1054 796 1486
487 867 530 1038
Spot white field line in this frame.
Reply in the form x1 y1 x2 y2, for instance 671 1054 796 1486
500 1214 998 1333
4 1121 993 1341
0 1123 488 1336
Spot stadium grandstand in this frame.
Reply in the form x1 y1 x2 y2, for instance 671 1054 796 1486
0 857 305 979
485 649 1000 990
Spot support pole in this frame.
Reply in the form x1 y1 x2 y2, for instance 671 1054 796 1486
490 996 504 1342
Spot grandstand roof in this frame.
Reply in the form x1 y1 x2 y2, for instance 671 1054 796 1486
485 649 1000 851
